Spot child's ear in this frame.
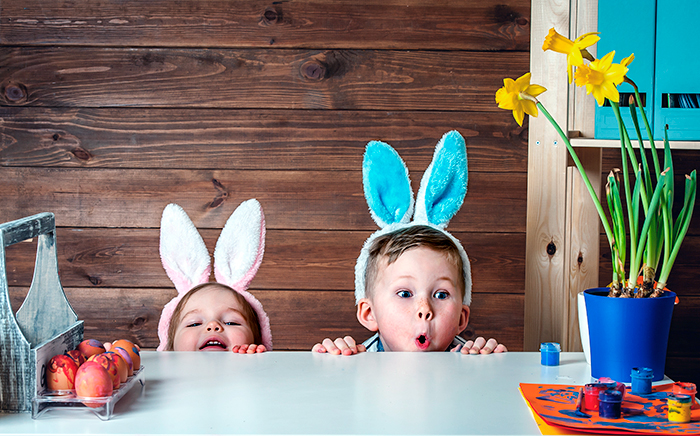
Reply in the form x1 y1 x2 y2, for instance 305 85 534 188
459 304 470 333
356 298 379 332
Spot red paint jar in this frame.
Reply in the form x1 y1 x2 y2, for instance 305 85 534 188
673 382 698 410
584 383 606 411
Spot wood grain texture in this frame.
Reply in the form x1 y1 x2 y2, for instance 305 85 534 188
0 47 529 111
0 168 527 232
0 108 528 172
3 229 525 293
0 0 531 51
8 287 525 352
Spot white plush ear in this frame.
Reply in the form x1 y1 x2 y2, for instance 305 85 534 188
213 199 265 291
414 130 468 228
159 203 212 295
363 140 414 228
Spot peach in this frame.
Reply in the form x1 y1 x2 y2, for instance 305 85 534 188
46 354 79 391
112 346 134 376
103 351 128 383
111 340 140 371
65 349 86 367
74 361 113 407
87 353 120 389
77 339 106 358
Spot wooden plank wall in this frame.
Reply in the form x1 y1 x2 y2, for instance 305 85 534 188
0 1 530 351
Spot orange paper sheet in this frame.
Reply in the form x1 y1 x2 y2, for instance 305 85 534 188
520 383 700 435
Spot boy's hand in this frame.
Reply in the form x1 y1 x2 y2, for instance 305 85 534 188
232 344 267 354
312 336 366 355
454 337 508 355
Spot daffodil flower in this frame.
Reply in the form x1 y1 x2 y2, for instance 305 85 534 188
542 28 600 83
495 72 547 126
574 50 630 106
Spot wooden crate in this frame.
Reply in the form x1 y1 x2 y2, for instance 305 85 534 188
0 213 83 412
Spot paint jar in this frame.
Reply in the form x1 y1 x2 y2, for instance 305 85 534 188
673 382 698 409
584 383 606 411
540 342 560 366
598 389 622 419
630 367 653 395
599 377 626 399
667 394 692 423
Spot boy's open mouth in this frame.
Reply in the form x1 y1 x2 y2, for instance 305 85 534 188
415 334 430 350
199 339 228 351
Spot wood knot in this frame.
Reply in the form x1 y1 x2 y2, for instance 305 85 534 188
209 178 229 208
494 4 528 26
71 147 92 161
260 6 282 25
300 60 327 81
3 82 28 104
87 275 102 286
546 241 556 256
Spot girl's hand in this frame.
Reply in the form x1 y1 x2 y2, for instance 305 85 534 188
232 344 267 354
312 336 366 355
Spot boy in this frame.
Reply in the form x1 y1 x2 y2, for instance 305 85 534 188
312 225 507 355
312 131 507 355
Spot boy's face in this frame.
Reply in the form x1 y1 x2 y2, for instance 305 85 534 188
357 246 469 351
172 284 255 351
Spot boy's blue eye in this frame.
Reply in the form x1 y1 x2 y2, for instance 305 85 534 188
434 290 449 300
397 290 412 298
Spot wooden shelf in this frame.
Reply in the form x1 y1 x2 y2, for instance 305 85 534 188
570 138 700 150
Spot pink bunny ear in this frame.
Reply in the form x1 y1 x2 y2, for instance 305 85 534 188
214 199 271 350
157 203 212 350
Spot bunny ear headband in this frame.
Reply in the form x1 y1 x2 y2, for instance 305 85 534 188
157 199 272 351
354 130 472 305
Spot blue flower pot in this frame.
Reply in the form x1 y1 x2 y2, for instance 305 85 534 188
584 287 676 382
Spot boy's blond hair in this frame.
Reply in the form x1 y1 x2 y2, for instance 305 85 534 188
165 283 262 351
364 225 465 300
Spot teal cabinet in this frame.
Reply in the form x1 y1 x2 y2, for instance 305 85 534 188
595 0 700 140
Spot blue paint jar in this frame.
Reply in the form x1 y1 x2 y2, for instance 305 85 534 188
539 342 560 366
598 389 622 419
630 367 653 395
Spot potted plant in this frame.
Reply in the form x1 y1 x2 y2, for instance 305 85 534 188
495 28 696 382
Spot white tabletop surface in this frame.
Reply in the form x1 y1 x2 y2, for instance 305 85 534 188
0 351 672 435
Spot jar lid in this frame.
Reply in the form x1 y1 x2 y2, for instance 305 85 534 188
669 394 692 404
631 367 653 378
539 342 561 352
599 389 622 402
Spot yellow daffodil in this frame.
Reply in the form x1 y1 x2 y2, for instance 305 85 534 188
495 72 547 126
542 28 600 83
574 51 630 106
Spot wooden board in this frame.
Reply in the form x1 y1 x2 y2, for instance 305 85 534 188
0 47 528 112
0 0 531 51
3 229 526 292
0 108 527 172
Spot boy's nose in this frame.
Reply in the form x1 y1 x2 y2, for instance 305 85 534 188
416 299 433 321
206 320 223 332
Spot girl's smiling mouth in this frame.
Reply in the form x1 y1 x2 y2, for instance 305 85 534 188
199 338 228 351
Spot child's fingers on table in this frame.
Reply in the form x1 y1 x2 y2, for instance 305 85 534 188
479 338 499 354
311 343 327 353
323 338 343 355
494 343 508 353
256 344 267 353
469 337 487 354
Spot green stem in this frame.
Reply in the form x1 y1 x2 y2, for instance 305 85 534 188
537 102 616 248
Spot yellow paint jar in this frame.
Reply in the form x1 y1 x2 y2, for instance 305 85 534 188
667 394 692 423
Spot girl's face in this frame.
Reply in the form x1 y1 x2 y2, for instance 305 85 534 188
172 285 255 351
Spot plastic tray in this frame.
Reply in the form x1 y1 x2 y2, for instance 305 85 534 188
32 367 145 420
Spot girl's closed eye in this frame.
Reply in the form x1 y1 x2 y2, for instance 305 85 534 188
224 321 241 326
186 321 202 327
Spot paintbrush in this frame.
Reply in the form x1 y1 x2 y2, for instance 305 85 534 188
574 387 592 418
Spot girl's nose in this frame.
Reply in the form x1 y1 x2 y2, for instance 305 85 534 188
417 299 433 321
206 320 223 332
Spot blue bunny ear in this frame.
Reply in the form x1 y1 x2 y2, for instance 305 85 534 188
414 130 467 228
363 140 414 228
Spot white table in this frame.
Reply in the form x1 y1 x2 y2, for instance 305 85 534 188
0 351 672 435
